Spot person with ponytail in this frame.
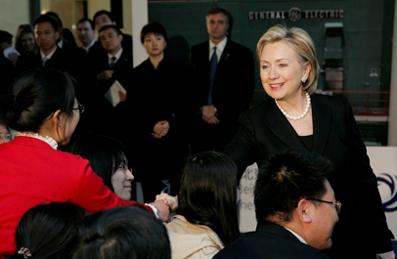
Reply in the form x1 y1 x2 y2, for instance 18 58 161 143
0 68 169 256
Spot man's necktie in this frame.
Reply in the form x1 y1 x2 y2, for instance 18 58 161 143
109 56 117 69
208 46 218 104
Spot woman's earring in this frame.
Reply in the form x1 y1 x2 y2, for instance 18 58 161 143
301 76 307 83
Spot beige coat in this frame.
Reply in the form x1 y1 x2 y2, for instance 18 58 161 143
166 215 224 259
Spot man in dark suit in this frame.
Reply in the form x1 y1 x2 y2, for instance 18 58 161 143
190 7 254 152
215 150 337 259
90 10 133 61
85 24 132 141
16 14 87 100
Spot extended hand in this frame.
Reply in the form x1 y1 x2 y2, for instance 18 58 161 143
376 251 395 259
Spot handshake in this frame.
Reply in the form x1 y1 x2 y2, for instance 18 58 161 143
148 193 178 222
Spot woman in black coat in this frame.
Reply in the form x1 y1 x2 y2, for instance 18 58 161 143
225 24 394 259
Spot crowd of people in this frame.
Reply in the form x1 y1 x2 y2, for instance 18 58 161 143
0 6 394 259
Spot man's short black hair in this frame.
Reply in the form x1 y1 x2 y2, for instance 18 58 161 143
254 149 332 224
34 14 60 32
93 10 114 23
98 24 122 35
0 30 13 44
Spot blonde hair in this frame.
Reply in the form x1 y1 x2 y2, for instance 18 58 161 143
256 24 319 93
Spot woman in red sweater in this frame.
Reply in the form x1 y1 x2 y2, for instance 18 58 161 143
0 68 168 256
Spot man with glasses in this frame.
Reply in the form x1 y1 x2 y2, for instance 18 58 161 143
215 149 338 259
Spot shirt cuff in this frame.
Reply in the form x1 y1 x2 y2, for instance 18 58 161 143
145 203 160 219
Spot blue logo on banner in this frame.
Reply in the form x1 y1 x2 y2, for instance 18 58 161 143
377 173 397 212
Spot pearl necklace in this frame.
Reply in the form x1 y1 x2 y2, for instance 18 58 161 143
275 92 311 120
16 132 58 150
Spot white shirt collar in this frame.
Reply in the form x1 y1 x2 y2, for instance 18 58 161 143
40 46 57 62
283 226 308 244
209 37 227 60
83 40 96 52
108 48 123 63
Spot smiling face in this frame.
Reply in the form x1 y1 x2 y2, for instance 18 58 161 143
307 180 339 250
259 40 310 102
20 32 35 52
111 163 134 200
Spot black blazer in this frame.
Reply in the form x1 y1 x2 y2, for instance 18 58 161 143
225 94 393 258
214 223 330 259
190 39 254 151
191 39 254 123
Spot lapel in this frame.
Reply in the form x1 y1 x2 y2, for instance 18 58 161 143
262 95 333 153
263 99 303 148
218 39 232 65
311 94 332 154
44 48 62 67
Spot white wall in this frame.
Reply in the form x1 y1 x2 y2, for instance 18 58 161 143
0 0 30 40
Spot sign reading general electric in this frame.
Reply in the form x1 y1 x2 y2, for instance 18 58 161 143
249 7 344 22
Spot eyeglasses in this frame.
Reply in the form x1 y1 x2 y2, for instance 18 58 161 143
73 104 85 114
306 197 342 214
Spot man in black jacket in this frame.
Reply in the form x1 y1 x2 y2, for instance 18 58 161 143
215 150 337 259
190 7 254 152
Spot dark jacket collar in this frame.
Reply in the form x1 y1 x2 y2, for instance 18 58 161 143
262 94 333 154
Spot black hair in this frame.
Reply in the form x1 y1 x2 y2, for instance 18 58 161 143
177 151 239 246
45 11 63 29
77 18 94 30
254 149 332 224
98 24 122 35
93 10 114 24
69 134 128 192
9 68 77 132
73 206 171 259
140 22 168 44
33 14 60 33
15 202 84 259
0 95 13 125
0 30 13 45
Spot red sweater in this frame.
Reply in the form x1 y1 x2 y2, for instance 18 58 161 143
0 136 147 255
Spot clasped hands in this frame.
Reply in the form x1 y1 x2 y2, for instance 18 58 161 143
151 193 178 222
201 105 219 124
152 120 170 139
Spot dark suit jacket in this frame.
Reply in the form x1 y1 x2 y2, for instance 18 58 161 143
225 94 393 258
15 47 88 100
85 48 133 140
214 223 330 259
89 33 133 63
190 38 254 151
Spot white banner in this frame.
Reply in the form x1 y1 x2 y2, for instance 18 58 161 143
367 146 397 237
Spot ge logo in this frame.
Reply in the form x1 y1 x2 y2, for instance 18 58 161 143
377 173 397 212
289 7 302 22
